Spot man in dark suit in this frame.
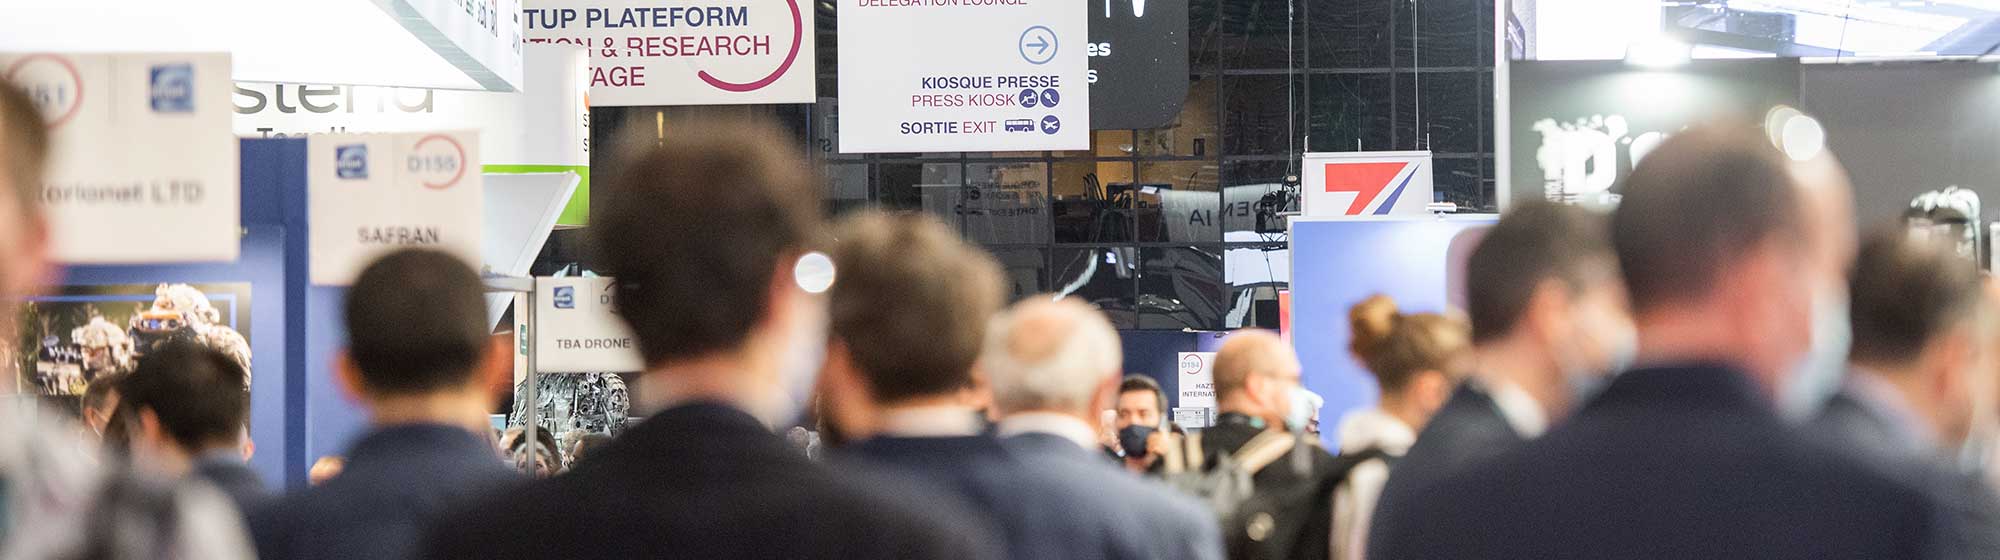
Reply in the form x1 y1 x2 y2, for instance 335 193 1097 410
1368 201 1630 555
818 212 1221 560
248 249 517 560
118 341 269 513
1373 122 1952 559
978 298 1223 560
419 117 998 560
1813 230 2000 556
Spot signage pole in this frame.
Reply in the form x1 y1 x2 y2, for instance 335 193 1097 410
523 284 541 474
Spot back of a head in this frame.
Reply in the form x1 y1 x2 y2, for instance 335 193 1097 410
1848 230 1984 367
0 81 46 221
983 299 1122 414
1346 295 1471 393
592 116 821 366
1213 329 1294 401
1466 200 1613 343
344 249 489 394
1613 122 1805 313
830 211 1005 403
119 342 249 449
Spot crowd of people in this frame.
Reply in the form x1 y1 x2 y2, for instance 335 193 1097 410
4 73 2000 560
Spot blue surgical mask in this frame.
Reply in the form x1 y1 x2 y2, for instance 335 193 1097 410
1781 289 1851 422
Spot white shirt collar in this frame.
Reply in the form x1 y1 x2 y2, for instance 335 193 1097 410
1335 408 1417 454
878 405 983 438
997 412 1100 450
1477 377 1549 438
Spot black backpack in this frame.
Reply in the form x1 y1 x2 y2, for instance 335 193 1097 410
1223 447 1397 560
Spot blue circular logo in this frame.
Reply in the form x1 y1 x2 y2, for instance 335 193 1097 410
1019 88 1039 108
1040 115 1062 135
1019 26 1058 65
1040 88 1060 108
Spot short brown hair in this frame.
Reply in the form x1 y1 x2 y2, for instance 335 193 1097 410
1119 375 1166 414
0 82 48 218
1466 200 1613 343
1613 122 1805 313
592 116 823 366
1848 230 1984 366
1349 295 1471 392
829 211 1004 402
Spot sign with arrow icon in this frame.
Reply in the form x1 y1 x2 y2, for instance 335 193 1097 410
837 0 1087 153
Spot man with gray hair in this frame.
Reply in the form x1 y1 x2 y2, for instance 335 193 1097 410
985 298 1222 560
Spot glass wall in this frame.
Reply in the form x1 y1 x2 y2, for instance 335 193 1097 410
586 0 1496 331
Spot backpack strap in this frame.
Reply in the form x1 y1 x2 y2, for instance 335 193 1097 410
1232 430 1298 475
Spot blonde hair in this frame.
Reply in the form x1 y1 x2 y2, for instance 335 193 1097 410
1348 295 1470 392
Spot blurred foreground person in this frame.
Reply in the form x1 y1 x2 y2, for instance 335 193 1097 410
0 82 250 558
251 249 517 560
1370 201 1628 556
118 341 267 512
822 211 1211 559
978 298 1222 560
1334 296 1471 560
1373 122 1948 559
421 118 995 560
1814 230 2000 555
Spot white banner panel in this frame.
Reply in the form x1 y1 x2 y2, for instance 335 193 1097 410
376 0 527 91
2 52 241 264
308 131 482 285
1300 151 1435 219
534 276 644 373
523 0 815 106
1177 351 1216 409
836 0 1088 153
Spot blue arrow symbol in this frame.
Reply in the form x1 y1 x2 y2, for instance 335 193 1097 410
1029 37 1050 55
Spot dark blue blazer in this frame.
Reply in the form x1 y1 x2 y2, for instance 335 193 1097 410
417 402 1002 560
1369 381 1522 557
1372 364 1946 560
1812 384 2000 559
843 432 1222 560
249 424 518 560
191 452 271 516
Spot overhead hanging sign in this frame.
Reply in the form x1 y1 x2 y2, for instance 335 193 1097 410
1300 151 1434 218
836 0 1089 153
2 52 240 264
376 0 528 91
1177 351 1216 409
522 0 815 106
1088 0 1187 130
308 131 483 285
234 44 591 225
534 276 645 373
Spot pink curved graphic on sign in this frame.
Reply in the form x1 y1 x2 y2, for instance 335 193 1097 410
5 54 83 129
414 134 467 190
697 0 803 93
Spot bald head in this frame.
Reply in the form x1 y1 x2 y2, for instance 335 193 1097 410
983 298 1122 416
1213 330 1302 424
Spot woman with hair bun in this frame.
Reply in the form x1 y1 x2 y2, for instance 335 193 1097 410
1333 294 1472 560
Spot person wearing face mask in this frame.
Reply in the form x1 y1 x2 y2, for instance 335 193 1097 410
1368 200 1628 559
1375 121 1954 559
1199 330 1335 491
1331 296 1471 560
419 117 999 560
1114 375 1172 475
1812 231 2000 557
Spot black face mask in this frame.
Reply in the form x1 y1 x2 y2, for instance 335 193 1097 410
1117 425 1156 458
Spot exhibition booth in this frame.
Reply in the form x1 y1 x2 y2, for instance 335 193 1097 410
11 0 2000 479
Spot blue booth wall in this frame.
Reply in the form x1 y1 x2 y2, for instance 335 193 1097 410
1287 217 1494 449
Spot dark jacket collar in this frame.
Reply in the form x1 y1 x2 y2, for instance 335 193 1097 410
1590 363 1774 416
345 423 502 470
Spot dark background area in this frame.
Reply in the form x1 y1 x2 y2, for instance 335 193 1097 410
573 0 1497 332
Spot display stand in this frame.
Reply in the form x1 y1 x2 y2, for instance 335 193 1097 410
483 274 541 474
